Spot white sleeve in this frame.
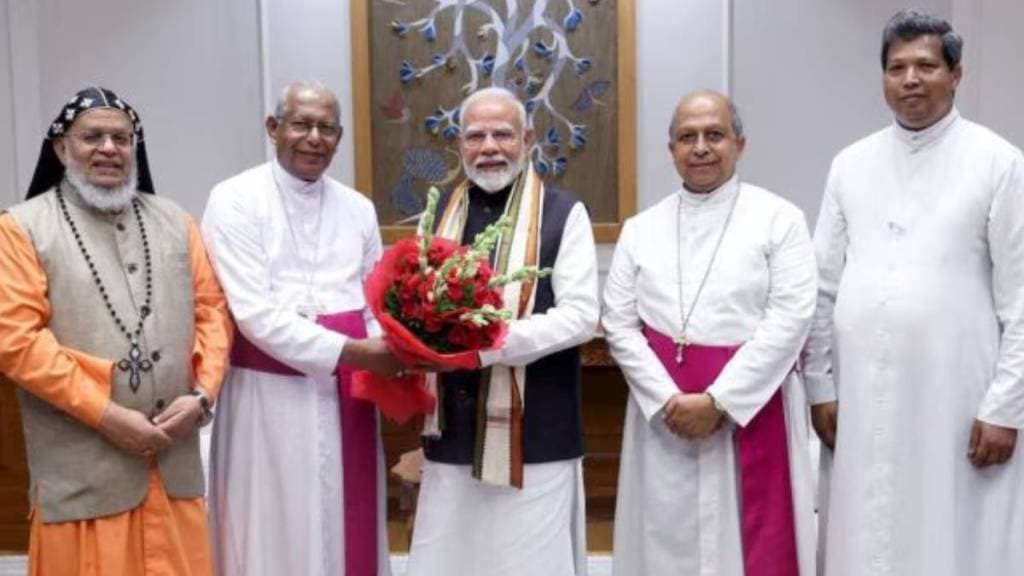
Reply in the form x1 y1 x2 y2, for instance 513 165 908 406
200 182 345 379
978 151 1024 429
706 206 817 426
801 164 847 406
478 202 599 367
601 217 681 422
362 205 384 338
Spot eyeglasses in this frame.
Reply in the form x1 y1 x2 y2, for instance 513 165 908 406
70 130 134 149
461 129 519 148
282 119 342 138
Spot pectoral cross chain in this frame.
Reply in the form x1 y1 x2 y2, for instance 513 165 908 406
117 338 153 393
673 333 688 365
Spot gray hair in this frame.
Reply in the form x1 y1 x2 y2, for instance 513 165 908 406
668 92 745 140
458 87 528 130
881 10 963 69
272 80 340 122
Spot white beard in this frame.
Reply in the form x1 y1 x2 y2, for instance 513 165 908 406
464 154 527 193
65 162 139 213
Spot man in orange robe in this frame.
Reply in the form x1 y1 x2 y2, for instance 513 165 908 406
0 86 232 575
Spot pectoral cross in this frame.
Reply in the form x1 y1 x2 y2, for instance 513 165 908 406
673 333 688 364
117 338 152 393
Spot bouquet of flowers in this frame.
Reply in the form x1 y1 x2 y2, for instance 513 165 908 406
351 187 550 423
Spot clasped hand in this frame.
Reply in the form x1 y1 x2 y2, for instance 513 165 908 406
98 395 203 459
662 392 725 440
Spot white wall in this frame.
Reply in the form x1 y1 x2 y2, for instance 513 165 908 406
1 0 265 216
262 0 730 212
1 0 1022 226
733 0 953 223
263 0 356 187
635 0 727 209
0 0 16 208
960 0 1024 149
733 0 1024 225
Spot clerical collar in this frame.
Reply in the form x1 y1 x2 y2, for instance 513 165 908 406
271 159 323 196
678 174 740 208
893 107 960 152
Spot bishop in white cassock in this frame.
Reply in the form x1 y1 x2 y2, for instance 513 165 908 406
804 11 1024 576
201 81 400 576
603 91 817 576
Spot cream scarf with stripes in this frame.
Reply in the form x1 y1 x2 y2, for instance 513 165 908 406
420 166 544 488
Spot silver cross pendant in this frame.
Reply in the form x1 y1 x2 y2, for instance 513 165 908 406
117 338 153 393
673 333 688 364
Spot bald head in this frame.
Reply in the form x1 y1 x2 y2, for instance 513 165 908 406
668 90 746 194
669 90 743 141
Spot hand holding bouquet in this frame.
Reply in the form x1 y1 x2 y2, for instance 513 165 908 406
351 188 550 423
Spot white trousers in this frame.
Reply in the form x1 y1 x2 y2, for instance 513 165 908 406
407 458 587 576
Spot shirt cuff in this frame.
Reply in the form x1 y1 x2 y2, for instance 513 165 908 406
977 399 1024 430
478 348 501 368
65 349 115 428
636 386 678 423
706 382 747 425
803 375 838 406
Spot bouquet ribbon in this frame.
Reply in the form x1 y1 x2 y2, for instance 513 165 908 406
230 310 379 576
643 324 800 576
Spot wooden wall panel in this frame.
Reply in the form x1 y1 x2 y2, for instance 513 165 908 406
0 377 29 552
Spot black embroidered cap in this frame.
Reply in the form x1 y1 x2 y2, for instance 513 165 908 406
25 86 155 199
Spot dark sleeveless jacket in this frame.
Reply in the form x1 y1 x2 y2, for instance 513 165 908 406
424 184 585 464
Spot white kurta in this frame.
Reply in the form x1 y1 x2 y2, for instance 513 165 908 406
603 177 818 576
407 201 600 576
201 161 390 576
804 109 1024 576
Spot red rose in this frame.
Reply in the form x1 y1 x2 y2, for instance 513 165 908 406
400 297 422 319
483 320 503 347
472 284 501 308
392 240 420 273
427 238 460 267
447 281 465 303
423 314 444 333
448 323 482 350
397 273 421 301
415 271 436 302
476 263 493 283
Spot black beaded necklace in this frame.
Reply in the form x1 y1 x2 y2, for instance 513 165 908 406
56 187 153 393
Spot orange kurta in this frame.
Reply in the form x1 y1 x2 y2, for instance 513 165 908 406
0 211 232 575
28 468 212 576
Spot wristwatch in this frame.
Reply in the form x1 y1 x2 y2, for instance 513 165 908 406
190 388 214 427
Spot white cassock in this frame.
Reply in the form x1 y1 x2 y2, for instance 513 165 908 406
407 201 599 576
804 109 1024 576
201 160 390 576
603 176 818 576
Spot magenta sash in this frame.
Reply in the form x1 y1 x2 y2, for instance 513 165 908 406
230 311 379 576
643 325 799 576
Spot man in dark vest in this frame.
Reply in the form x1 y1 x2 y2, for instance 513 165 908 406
0 87 231 575
406 87 599 576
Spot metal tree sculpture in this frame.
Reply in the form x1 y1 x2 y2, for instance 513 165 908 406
389 0 607 183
